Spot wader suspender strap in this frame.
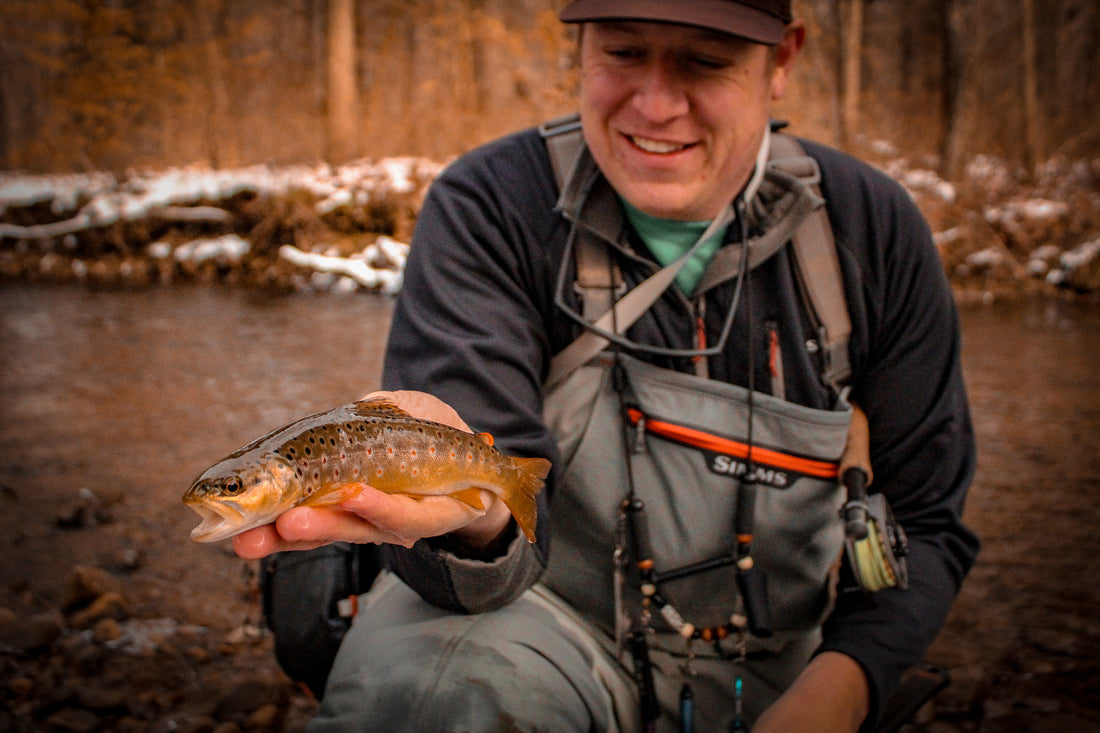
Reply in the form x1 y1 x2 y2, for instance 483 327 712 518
541 114 624 325
767 134 853 391
539 116 853 393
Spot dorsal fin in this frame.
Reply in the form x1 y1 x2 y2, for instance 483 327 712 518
350 396 413 419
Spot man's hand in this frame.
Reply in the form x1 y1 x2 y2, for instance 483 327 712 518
752 651 870 733
232 390 513 560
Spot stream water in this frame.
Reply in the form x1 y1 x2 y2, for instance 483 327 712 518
0 284 1096 730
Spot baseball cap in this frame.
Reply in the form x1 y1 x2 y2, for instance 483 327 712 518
559 0 792 45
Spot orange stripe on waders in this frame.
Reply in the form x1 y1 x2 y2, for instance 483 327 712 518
626 408 840 480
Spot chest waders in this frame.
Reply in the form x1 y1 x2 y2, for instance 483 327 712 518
538 116 896 731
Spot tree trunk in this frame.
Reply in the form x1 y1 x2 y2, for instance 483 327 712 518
1021 0 1041 175
940 0 964 177
841 0 864 150
326 0 360 162
193 0 235 168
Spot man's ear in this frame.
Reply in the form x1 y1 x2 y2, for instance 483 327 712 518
771 20 806 101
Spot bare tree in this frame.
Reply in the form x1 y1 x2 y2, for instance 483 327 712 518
841 0 864 149
326 0 359 162
1021 0 1041 174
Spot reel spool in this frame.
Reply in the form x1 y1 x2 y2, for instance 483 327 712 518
844 491 908 592
838 405 908 593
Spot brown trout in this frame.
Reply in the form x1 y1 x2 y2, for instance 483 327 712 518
184 397 550 544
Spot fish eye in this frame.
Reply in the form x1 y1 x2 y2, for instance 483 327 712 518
222 478 244 495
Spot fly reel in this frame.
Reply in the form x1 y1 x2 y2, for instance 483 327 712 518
841 467 909 592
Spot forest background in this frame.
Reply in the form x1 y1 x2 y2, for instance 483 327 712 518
1 0 1097 177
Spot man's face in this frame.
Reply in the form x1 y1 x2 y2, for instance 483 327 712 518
579 20 800 221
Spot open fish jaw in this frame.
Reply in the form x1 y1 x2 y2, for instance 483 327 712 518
187 501 253 542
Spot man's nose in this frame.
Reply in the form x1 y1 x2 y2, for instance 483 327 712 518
630 59 690 122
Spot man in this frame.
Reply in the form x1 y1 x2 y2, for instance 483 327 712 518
236 1 978 730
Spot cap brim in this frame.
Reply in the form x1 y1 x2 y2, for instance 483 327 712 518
560 0 785 45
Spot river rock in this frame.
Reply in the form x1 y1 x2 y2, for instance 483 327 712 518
215 676 280 718
92 617 122 643
245 703 282 730
42 708 101 733
0 609 64 652
64 565 124 611
69 591 128 628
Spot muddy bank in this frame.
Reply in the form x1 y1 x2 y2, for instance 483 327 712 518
1 153 1099 300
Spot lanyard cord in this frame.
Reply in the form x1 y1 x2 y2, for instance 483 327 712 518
735 196 757 561
553 206 745 360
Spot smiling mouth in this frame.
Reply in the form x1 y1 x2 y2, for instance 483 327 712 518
629 135 692 154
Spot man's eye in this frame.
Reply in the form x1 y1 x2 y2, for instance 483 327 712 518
688 55 732 71
606 47 645 62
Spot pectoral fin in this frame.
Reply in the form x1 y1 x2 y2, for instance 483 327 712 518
449 488 487 511
301 482 367 507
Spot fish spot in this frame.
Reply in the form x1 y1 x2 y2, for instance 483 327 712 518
467 453 474 462
305 447 312 456
313 471 320 480
321 456 328 464
387 447 395 456
375 468 384 477
410 449 418 457
367 448 373 456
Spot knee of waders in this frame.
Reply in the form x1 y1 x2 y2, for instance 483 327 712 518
315 641 557 732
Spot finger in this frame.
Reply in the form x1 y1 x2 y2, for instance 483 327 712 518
273 504 426 548
361 389 471 432
232 524 284 559
339 487 490 540
232 522 331 559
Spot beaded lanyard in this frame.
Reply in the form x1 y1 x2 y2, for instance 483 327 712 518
607 196 772 731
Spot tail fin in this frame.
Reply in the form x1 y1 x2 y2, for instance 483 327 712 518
504 457 551 544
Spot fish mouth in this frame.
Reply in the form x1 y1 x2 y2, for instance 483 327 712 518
187 502 249 543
